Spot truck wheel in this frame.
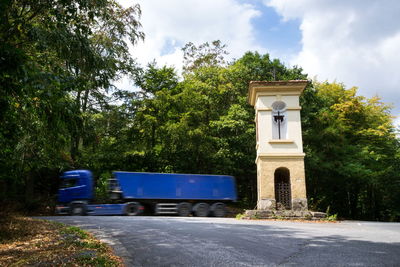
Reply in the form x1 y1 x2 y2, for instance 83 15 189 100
178 202 192 216
70 203 86 216
211 202 226 217
193 203 210 217
125 202 141 216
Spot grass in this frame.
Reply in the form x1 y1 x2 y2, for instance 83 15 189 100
0 215 124 266
322 213 338 222
235 213 245 220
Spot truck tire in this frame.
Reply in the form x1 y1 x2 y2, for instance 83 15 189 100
70 203 86 216
177 202 192 216
193 203 210 217
211 202 226 217
124 202 141 216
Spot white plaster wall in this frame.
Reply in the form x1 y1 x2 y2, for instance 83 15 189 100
257 111 272 150
286 110 303 152
256 95 303 155
256 95 299 109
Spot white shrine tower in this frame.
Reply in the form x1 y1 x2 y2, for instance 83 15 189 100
248 80 308 211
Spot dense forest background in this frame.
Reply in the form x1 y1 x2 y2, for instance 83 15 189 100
1 1 399 221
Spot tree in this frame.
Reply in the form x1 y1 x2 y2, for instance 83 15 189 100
301 81 400 220
0 0 143 206
182 40 228 73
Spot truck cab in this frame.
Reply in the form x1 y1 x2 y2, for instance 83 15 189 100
56 170 142 216
57 170 93 212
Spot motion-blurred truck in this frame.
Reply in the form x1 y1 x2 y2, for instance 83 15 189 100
56 170 237 217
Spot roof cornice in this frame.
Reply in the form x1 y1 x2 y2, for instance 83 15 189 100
248 80 309 106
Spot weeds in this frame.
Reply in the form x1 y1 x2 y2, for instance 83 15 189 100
323 206 338 222
235 213 245 219
0 215 123 266
323 214 338 222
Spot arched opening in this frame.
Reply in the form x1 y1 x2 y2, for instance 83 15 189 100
274 167 291 210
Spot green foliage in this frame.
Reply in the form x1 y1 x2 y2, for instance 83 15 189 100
182 40 228 73
2 8 400 223
301 81 400 221
324 214 338 222
0 0 143 205
125 46 307 205
124 47 400 220
95 172 112 203
76 255 118 266
60 225 90 240
321 206 338 221
235 213 245 220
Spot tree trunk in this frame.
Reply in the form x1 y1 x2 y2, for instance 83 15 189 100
70 90 82 161
25 170 34 205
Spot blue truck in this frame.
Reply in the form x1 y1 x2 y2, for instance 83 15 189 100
56 170 237 217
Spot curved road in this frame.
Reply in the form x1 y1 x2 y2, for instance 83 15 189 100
42 216 400 266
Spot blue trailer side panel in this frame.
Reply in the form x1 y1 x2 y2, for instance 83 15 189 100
113 172 237 201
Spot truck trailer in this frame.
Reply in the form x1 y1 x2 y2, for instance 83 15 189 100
56 170 237 217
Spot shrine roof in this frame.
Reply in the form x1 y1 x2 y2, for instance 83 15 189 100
248 80 308 106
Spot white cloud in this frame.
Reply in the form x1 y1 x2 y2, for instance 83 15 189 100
116 0 400 128
266 0 400 122
119 0 264 72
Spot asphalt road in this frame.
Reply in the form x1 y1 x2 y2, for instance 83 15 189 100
41 216 400 266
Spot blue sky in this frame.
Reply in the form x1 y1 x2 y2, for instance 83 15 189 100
155 1 303 63
244 1 302 61
119 0 400 124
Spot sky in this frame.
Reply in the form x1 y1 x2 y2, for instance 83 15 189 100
118 0 400 125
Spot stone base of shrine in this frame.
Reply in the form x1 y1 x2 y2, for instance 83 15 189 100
243 209 327 220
